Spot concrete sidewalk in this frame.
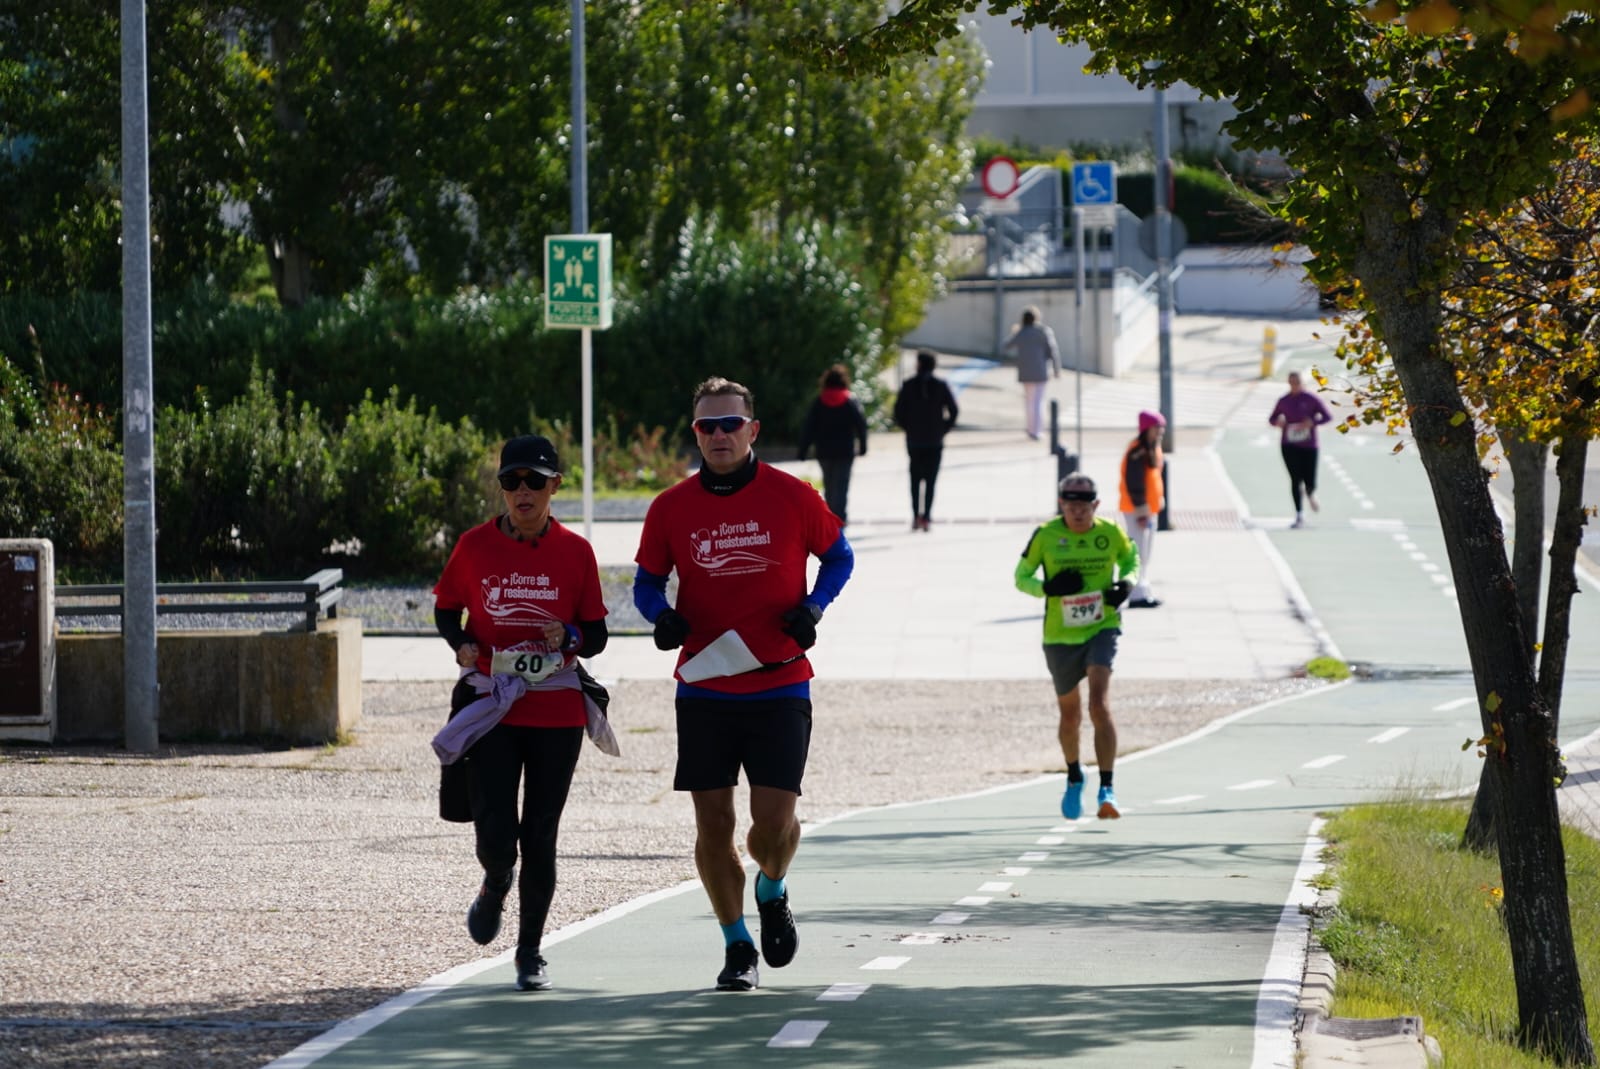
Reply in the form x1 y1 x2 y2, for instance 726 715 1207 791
366 314 1335 687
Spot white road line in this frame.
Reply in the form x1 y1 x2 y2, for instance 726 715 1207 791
1228 779 1277 791
1433 696 1476 712
1036 835 1065 845
930 912 970 925
1153 794 1204 805
1002 867 1032 876
1408 551 1428 561
1429 574 1450 585
861 956 911 971
978 881 1013 893
818 983 870 1001
954 896 993 907
900 933 943 946
1050 824 1081 833
1368 727 1410 744
1420 562 1439 572
1250 819 1326 1069
768 1020 829 1048
1301 755 1345 769
1018 851 1049 862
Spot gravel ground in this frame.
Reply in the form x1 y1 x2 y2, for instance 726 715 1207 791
0 675 1324 1069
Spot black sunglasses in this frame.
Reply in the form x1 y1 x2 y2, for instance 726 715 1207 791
1059 490 1096 502
693 414 755 435
498 470 551 492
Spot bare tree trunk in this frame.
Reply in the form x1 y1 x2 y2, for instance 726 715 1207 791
1355 188 1594 1064
1539 421 1593 730
1464 433 1550 851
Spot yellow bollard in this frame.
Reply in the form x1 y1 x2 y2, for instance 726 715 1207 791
1261 325 1278 379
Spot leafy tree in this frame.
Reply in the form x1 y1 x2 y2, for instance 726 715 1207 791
1335 137 1600 851
563 0 983 345
825 0 1599 1060
0 1 253 294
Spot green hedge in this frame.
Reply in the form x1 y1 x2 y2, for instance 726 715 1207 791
0 223 885 448
1116 169 1293 246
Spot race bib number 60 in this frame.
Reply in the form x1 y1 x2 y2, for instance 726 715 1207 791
1058 591 1105 626
490 646 562 685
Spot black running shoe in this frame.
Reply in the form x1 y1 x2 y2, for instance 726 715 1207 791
515 948 551 991
716 940 760 991
757 891 798 968
466 871 512 946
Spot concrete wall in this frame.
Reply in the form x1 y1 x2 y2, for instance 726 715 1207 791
54 617 362 744
1175 245 1321 317
903 278 1154 377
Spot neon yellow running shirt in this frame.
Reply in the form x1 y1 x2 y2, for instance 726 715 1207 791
1014 515 1140 645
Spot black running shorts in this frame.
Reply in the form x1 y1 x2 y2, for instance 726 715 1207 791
674 696 813 795
1042 629 1120 694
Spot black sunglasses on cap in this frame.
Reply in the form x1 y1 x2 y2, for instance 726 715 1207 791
693 414 755 435
1059 489 1096 502
498 470 551 492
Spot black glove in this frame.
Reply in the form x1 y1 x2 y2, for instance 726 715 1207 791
780 604 820 650
653 608 690 651
1041 568 1084 596
1105 580 1133 608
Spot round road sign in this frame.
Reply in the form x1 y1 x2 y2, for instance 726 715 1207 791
981 155 1020 199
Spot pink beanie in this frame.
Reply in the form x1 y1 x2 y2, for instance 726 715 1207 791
1138 410 1167 431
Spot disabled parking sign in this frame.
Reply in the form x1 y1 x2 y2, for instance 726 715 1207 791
1071 161 1117 206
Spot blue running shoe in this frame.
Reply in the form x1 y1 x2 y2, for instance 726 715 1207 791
1061 779 1084 820
1097 786 1121 820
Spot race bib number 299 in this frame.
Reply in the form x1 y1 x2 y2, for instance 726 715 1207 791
1058 591 1105 626
490 646 562 685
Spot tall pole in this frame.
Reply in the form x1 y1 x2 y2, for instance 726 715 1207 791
1154 83 1175 453
1072 207 1084 464
571 0 593 540
121 0 158 753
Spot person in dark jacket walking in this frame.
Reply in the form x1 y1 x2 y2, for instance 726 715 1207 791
892 350 959 531
796 363 868 524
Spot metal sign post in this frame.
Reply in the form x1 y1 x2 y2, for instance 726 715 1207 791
545 235 613 539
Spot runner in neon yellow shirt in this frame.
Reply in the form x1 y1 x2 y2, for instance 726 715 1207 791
1015 472 1140 821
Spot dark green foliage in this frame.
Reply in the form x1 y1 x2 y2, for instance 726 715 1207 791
328 388 494 578
1116 168 1293 246
155 369 339 575
600 219 882 442
0 366 123 576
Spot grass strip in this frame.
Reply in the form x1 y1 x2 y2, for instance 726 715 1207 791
1318 799 1600 1068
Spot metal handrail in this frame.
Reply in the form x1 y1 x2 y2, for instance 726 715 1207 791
57 569 343 633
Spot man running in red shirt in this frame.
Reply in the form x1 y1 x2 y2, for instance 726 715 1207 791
633 376 854 992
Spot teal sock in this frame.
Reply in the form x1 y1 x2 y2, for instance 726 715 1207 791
754 871 787 904
721 918 752 947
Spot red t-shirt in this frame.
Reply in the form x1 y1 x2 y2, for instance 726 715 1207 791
433 517 607 726
635 464 842 693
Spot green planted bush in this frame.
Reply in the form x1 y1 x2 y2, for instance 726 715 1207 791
0 363 124 578
156 368 339 575
599 218 883 441
329 388 495 577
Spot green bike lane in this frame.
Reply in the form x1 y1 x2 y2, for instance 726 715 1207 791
1215 426 1600 672
266 671 1600 1069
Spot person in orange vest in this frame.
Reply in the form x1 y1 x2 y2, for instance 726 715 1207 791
1118 411 1165 608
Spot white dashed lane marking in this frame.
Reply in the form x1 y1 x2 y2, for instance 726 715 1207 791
1153 794 1204 805
1036 836 1065 845
954 896 992 907
1434 696 1476 712
1368 727 1410 744
1018 852 1049 862
1003 867 1032 876
1301 755 1345 769
861 957 911 971
900 933 942 946
768 1020 829 1048
978 882 1013 893
1227 779 1277 791
818 983 870 1001
930 912 970 925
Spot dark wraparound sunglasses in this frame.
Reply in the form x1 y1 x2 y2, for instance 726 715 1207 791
693 414 755 435
1059 491 1096 502
499 470 551 492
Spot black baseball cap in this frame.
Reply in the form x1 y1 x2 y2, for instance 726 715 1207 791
498 435 561 477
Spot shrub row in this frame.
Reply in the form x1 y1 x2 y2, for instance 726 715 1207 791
0 361 690 581
0 222 886 448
